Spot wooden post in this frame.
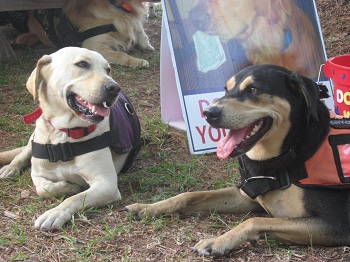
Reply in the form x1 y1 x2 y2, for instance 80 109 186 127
0 0 65 11
0 30 17 63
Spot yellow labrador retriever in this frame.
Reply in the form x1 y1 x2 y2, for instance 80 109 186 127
0 47 141 230
16 0 158 67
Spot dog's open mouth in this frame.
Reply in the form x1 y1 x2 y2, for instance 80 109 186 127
67 93 115 123
217 117 273 159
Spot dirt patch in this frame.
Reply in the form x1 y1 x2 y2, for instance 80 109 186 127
317 0 350 57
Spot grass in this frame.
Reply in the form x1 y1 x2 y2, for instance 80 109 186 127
1 2 349 261
1 12 226 260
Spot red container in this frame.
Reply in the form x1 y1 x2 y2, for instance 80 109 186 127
323 54 350 116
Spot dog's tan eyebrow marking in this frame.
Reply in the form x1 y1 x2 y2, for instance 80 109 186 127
226 76 236 91
239 76 254 91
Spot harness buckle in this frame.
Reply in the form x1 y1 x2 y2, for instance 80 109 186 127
279 170 291 190
124 102 135 115
45 143 74 162
245 176 277 182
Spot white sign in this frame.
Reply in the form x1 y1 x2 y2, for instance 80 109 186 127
160 0 332 154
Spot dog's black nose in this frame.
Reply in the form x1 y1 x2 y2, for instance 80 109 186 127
203 106 221 124
188 4 211 31
104 82 121 97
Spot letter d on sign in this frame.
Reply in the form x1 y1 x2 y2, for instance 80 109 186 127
198 100 210 118
336 89 344 103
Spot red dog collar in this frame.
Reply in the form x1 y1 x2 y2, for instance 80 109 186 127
120 3 132 12
59 125 97 139
24 107 42 124
24 107 96 139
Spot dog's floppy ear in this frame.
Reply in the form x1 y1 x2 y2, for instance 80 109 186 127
290 71 319 123
257 0 293 22
26 55 52 102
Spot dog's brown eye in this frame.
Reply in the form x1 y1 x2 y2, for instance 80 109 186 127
76 61 90 68
250 87 260 94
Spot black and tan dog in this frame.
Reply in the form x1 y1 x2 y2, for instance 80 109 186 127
126 64 350 257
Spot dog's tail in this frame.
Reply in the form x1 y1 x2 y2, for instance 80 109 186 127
0 147 25 165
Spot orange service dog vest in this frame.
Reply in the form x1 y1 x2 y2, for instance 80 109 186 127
300 118 350 186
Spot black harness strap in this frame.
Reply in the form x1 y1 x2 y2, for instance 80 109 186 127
31 130 119 162
78 24 116 42
238 149 308 199
264 148 297 169
78 2 134 42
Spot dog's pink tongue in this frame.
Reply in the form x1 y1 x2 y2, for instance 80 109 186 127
216 128 247 159
88 102 110 117
75 96 110 117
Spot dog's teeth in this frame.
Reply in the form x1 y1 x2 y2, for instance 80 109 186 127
103 102 108 108
248 120 264 138
92 106 96 114
248 130 256 138
77 96 85 103
253 120 263 132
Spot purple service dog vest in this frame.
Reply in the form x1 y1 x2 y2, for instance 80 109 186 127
109 91 142 173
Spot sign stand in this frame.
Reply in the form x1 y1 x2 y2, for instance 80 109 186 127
160 16 185 130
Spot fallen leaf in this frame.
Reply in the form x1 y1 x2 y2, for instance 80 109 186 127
4 210 19 219
20 189 31 199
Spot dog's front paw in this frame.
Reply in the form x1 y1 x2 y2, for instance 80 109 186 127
139 59 150 67
124 203 156 219
34 208 72 231
127 59 150 68
0 165 21 179
191 237 233 257
146 44 155 51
